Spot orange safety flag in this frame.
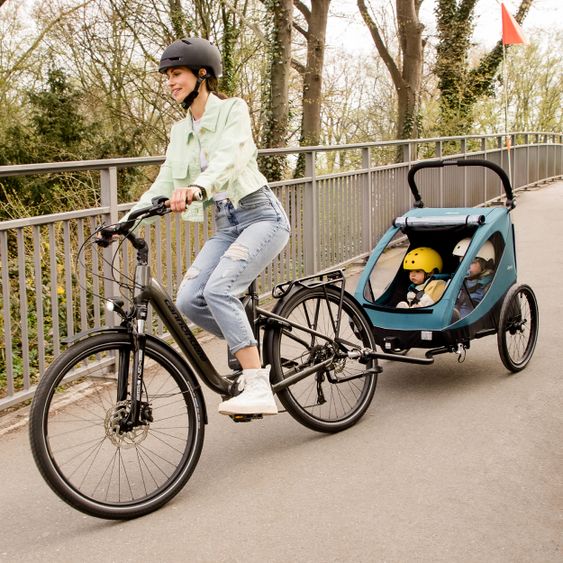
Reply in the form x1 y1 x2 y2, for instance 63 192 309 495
501 3 528 45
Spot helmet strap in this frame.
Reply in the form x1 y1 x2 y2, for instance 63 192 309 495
181 69 209 110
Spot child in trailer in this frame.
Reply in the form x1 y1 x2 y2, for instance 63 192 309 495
396 247 447 308
453 239 496 317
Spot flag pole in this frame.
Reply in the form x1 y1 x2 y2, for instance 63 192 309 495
503 41 512 186
499 1 528 187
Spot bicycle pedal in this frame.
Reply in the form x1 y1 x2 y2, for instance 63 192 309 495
229 413 264 423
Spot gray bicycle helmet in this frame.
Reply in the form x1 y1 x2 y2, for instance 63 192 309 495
158 37 223 77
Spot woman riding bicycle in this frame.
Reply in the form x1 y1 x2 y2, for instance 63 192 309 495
122 38 290 416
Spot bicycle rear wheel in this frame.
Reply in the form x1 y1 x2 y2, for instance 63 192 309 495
29 332 205 519
266 286 378 433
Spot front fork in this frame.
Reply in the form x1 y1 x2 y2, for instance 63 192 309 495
114 307 149 429
127 304 148 427
113 286 151 429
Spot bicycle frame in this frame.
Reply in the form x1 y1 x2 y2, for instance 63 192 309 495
28 200 384 522
133 266 351 398
94 201 369 409
139 274 229 395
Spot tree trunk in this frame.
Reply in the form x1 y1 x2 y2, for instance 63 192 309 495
300 0 330 147
168 0 192 37
357 0 424 140
219 1 238 96
396 0 423 138
260 0 293 181
294 0 330 177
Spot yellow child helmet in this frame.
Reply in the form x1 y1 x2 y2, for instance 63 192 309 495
403 247 443 274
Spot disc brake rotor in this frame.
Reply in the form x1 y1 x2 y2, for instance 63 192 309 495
104 401 149 448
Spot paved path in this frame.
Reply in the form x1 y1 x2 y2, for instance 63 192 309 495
1 182 562 562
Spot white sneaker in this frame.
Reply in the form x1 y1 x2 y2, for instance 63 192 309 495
218 366 278 416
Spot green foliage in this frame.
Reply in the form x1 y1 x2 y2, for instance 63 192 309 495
0 69 98 217
471 30 563 134
434 0 479 135
29 69 89 156
434 0 534 136
0 66 151 219
0 69 91 165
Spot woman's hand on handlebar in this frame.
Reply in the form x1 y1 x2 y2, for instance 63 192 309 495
169 186 203 212
95 188 204 246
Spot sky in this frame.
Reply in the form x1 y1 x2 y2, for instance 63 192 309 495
327 0 563 55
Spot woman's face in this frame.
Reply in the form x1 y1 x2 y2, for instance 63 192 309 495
166 67 197 103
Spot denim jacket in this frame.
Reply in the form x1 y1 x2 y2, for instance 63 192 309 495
125 94 268 222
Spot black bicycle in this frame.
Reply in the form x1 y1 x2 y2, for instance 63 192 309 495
29 197 380 519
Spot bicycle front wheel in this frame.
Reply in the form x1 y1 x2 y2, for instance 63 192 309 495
267 286 378 433
29 332 205 520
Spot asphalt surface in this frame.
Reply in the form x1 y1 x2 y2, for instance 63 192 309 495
1 181 562 562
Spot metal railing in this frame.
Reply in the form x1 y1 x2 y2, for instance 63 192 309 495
0 132 561 410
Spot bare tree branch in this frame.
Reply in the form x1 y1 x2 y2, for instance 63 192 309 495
220 0 269 45
292 20 308 39
2 1 94 81
294 0 311 24
291 58 306 75
357 0 401 87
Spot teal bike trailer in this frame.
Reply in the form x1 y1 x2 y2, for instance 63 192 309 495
354 159 539 372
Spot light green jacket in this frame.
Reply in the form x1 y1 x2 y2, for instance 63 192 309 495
125 94 268 222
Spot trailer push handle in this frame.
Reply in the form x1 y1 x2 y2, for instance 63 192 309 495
407 159 515 211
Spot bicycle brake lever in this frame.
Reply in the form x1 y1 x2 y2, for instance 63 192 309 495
95 224 120 247
151 196 170 214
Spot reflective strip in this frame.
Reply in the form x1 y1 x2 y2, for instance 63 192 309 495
393 215 485 228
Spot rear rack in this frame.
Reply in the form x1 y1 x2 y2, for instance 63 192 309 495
272 269 345 299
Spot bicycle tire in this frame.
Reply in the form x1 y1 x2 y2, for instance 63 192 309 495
29 332 205 520
497 284 539 372
265 286 378 433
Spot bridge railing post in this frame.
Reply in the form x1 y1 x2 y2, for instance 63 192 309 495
303 151 319 275
100 166 120 325
361 147 372 253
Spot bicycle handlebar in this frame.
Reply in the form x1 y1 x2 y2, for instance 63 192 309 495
96 189 205 246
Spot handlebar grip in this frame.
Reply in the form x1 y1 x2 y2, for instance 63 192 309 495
95 224 120 247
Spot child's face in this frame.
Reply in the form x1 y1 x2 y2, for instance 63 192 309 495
468 260 483 276
409 269 426 285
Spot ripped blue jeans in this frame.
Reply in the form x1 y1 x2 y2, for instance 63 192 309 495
176 186 290 354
